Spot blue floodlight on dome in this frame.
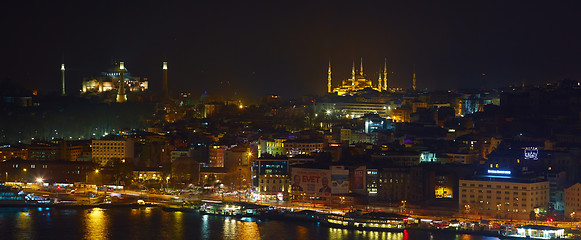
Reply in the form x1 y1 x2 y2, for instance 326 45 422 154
488 169 511 175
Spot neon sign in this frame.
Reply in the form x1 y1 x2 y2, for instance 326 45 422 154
524 147 538 160
488 169 511 175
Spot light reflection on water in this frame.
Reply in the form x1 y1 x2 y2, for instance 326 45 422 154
0 208 501 240
15 211 32 240
237 221 260 240
201 214 210 240
223 217 237 239
84 208 108 240
172 211 184 239
328 228 405 240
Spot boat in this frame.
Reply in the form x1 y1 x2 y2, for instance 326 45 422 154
0 185 51 206
323 212 406 231
501 225 566 239
199 201 267 217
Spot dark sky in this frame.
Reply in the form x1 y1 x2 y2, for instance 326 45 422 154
3 1 581 100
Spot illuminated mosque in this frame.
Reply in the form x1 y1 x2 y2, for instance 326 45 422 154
328 58 389 96
81 62 148 94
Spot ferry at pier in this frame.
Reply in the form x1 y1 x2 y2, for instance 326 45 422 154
324 212 406 231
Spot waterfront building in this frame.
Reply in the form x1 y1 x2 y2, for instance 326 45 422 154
0 158 97 183
252 158 289 201
91 139 134 166
564 183 581 218
459 173 549 219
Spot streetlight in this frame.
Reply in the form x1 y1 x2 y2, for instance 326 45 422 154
36 177 43 183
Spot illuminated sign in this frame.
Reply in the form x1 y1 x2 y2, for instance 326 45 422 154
420 152 437 162
524 147 538 160
488 169 511 175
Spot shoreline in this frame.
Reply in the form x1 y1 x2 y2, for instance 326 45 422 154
1 203 576 239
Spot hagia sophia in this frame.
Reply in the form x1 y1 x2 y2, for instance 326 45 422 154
73 61 169 103
81 62 149 95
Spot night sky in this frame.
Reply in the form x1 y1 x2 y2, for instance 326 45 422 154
3 1 581 100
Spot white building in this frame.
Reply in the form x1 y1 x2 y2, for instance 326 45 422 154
91 139 134 166
564 183 581 218
460 177 549 220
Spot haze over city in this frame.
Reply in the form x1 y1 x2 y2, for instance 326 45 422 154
3 1 581 99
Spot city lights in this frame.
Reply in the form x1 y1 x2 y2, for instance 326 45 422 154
487 169 511 175
0 2 579 239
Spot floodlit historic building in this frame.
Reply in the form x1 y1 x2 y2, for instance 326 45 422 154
328 58 388 96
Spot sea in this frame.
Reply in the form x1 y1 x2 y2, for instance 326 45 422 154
0 207 501 240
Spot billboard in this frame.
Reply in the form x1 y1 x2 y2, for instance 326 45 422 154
330 166 349 194
291 168 331 197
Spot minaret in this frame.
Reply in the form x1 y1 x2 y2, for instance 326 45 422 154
378 69 382 92
162 61 169 98
359 58 364 76
383 58 388 91
351 59 355 91
61 64 66 96
327 60 332 93
351 59 355 80
412 72 417 91
116 62 127 103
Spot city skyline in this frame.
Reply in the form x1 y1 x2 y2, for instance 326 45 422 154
2 1 581 98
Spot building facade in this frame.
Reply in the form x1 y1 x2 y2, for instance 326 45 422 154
459 178 549 219
252 158 289 201
0 145 28 161
208 145 226 167
91 139 134 166
283 140 324 157
564 183 581 218
0 159 98 183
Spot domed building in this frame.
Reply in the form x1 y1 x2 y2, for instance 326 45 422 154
81 62 148 94
328 58 388 96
